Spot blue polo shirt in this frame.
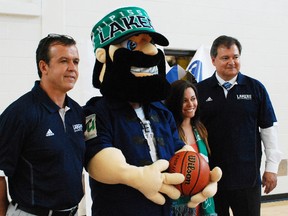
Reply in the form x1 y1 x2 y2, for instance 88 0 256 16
196 72 277 190
0 81 86 209
83 97 184 216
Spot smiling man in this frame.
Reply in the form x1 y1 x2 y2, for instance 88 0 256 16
197 35 282 216
0 34 86 216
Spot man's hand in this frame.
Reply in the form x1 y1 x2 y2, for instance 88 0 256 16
187 167 222 208
262 171 277 194
0 177 9 216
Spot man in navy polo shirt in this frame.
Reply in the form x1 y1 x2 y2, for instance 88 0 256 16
197 35 283 216
0 34 86 215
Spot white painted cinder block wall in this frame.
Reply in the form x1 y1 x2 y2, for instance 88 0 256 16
1 0 287 213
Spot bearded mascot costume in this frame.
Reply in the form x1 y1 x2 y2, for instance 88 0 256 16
91 11 170 103
83 7 222 216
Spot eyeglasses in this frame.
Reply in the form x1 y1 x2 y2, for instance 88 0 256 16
46 33 74 40
40 33 75 49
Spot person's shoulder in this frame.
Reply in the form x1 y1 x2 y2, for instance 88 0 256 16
150 101 169 111
238 73 266 88
195 76 217 94
3 91 33 112
82 96 109 116
150 101 175 119
0 91 35 122
83 96 106 109
84 96 103 107
196 76 215 88
67 96 83 109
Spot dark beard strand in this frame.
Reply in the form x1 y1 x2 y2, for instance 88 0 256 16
100 48 171 103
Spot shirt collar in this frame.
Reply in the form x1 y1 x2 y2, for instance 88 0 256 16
215 72 238 86
32 81 71 113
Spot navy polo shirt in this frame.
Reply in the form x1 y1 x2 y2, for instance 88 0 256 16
83 97 184 216
197 72 277 190
0 81 86 209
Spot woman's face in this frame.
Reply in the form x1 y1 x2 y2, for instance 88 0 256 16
182 87 198 119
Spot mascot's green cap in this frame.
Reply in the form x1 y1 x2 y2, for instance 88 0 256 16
91 6 169 52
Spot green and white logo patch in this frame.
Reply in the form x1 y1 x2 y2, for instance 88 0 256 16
85 114 97 141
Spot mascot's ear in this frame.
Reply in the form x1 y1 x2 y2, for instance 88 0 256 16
96 48 106 63
92 48 106 88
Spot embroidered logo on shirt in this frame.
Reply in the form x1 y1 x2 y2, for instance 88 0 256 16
85 114 97 141
73 124 83 132
206 97 213 102
46 129 55 137
236 94 252 100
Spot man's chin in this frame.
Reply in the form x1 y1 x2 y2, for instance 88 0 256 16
64 83 75 91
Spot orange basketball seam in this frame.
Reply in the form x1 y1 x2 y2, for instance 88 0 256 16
189 153 201 196
168 151 209 196
180 151 188 194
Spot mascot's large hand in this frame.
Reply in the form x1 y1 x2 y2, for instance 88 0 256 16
88 147 185 205
131 159 184 204
187 167 222 208
176 145 222 208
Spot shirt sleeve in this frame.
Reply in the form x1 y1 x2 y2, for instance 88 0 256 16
0 106 27 177
0 170 6 177
260 123 283 173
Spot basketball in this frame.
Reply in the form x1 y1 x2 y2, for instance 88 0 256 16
169 151 210 196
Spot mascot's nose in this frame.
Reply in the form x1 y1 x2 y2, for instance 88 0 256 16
132 33 158 56
140 42 158 56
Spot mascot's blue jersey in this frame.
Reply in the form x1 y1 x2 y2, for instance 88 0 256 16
83 96 184 216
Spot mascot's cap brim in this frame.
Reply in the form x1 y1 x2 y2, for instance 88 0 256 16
111 31 168 46
91 6 169 52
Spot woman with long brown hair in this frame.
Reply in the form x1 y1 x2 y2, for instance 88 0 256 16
165 79 216 216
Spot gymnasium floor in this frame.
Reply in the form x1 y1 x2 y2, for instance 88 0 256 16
261 200 288 216
229 200 288 215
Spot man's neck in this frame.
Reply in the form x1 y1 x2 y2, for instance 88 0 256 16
129 102 141 109
40 81 66 108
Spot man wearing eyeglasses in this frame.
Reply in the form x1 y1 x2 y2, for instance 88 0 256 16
0 34 86 216
196 35 282 216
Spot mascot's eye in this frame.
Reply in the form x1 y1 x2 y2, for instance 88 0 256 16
121 40 137 51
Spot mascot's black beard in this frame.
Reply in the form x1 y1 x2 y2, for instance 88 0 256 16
99 48 171 103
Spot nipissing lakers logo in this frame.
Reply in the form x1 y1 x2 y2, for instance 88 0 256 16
96 15 153 45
